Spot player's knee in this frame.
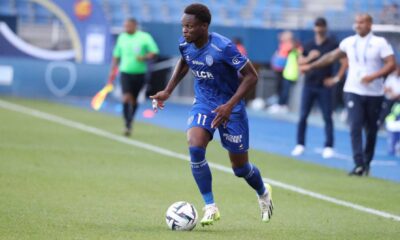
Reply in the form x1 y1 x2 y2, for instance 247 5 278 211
233 162 253 178
123 94 133 103
187 130 209 147
189 146 206 164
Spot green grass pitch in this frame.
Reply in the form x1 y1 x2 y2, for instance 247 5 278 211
0 97 399 240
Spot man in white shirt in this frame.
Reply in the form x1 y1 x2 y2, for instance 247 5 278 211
379 65 400 125
300 14 396 176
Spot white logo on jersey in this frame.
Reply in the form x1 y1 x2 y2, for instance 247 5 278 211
185 55 190 61
211 43 222 52
222 133 243 143
206 55 213 66
192 60 205 65
232 56 241 65
192 70 214 79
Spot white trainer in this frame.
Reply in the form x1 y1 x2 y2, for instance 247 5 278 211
200 204 220 226
258 183 273 222
322 147 334 158
291 145 305 156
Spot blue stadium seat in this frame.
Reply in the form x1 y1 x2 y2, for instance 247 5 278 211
226 5 241 25
0 1 15 16
286 0 301 9
33 4 52 24
16 1 33 23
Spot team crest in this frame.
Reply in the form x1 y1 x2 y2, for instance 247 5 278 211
205 55 213 66
232 56 241 65
186 55 190 61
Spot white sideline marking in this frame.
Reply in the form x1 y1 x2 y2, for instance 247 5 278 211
0 99 399 222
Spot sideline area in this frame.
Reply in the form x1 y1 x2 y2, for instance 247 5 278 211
59 98 400 183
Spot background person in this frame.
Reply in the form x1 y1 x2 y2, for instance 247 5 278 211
291 17 348 158
109 18 159 136
300 14 396 176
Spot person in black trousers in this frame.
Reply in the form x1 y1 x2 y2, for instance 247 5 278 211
300 14 396 176
291 18 347 158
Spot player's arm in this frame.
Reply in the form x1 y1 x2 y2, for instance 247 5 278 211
211 61 257 128
137 52 157 61
361 55 396 84
150 57 189 105
138 34 160 61
324 57 348 87
298 49 321 65
301 48 346 72
107 57 120 84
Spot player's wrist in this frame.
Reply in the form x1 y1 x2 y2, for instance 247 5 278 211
333 76 340 83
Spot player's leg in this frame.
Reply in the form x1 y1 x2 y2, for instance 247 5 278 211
129 74 146 129
346 93 366 175
229 152 273 222
120 73 134 136
363 96 384 176
187 122 219 226
317 87 334 158
220 117 273 222
293 85 316 156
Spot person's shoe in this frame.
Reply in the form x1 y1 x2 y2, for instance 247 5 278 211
322 147 334 159
200 204 220 226
348 166 364 176
124 127 131 137
279 105 289 114
363 165 370 177
258 183 273 222
267 104 281 114
291 145 305 156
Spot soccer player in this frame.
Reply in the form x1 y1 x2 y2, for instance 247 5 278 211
109 18 159 136
150 4 273 225
300 14 396 176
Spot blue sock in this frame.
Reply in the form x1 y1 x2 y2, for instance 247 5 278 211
233 163 266 196
189 146 214 205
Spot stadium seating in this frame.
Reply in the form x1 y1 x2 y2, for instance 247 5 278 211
0 0 390 29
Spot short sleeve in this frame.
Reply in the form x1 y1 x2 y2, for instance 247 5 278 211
302 42 311 57
379 38 394 59
339 37 349 53
145 33 160 54
112 35 122 58
223 42 248 71
178 37 187 63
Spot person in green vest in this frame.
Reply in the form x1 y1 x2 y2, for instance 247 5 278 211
108 18 159 136
386 103 400 156
267 31 301 114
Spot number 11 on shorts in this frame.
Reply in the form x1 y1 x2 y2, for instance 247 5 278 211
197 113 207 126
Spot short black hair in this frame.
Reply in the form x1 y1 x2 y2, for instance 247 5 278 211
184 3 211 25
126 18 137 24
314 17 327 27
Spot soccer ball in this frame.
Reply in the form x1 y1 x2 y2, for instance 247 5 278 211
165 201 198 231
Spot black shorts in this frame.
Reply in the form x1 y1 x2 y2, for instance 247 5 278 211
120 72 146 97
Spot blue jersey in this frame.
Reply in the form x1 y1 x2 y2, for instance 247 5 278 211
179 32 249 115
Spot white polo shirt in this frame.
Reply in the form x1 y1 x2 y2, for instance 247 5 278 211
385 73 400 99
339 32 394 96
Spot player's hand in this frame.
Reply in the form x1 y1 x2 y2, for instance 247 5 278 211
137 56 146 62
211 103 233 129
107 68 118 84
361 75 375 84
323 76 339 87
300 64 312 73
150 90 170 111
308 50 321 61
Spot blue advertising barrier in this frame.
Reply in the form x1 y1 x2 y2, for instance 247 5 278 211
0 0 112 64
0 57 108 98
